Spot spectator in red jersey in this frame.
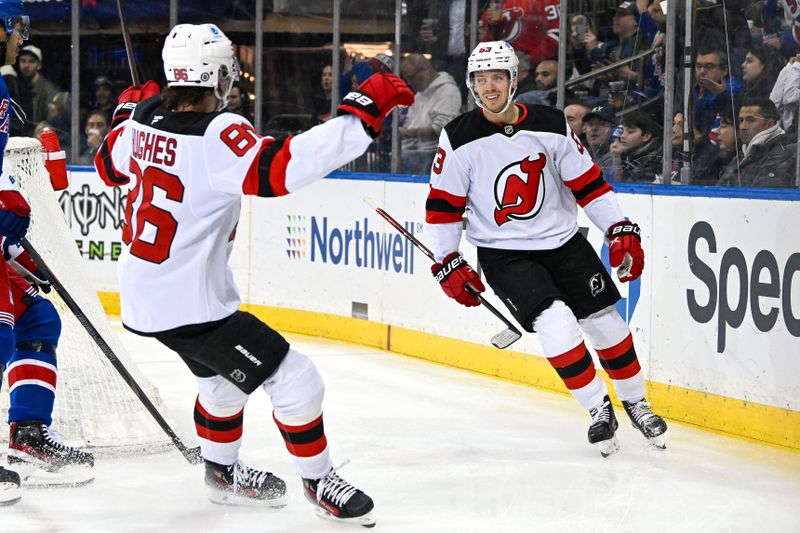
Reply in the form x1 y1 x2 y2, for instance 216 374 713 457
478 0 560 64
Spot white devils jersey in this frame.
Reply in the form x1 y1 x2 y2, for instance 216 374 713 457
425 104 622 258
96 97 371 333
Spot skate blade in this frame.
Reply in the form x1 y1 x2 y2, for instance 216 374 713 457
15 463 94 488
0 483 21 506
646 433 667 450
207 487 287 508
595 435 620 458
314 507 376 528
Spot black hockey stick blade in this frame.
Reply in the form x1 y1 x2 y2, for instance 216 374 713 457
20 238 203 465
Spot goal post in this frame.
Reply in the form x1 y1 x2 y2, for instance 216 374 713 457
1 137 185 457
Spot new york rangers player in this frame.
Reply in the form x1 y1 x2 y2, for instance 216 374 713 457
96 23 412 527
425 41 667 457
0 0 92 506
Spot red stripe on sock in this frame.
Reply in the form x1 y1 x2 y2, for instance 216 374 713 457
195 396 242 422
562 365 597 390
194 424 243 443
547 342 588 369
285 436 328 458
273 413 323 433
604 360 641 380
8 365 57 388
596 333 633 359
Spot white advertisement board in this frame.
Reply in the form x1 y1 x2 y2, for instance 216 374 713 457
65 168 799 411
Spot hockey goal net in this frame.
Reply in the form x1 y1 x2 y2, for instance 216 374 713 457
0 137 175 455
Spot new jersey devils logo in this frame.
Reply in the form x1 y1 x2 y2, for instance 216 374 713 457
498 7 526 43
494 154 547 226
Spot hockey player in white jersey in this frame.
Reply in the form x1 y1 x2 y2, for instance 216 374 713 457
425 41 667 457
95 23 412 527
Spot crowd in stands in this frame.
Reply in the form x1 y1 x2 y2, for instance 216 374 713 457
5 0 797 189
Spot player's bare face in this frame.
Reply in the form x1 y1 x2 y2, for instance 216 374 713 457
474 70 512 114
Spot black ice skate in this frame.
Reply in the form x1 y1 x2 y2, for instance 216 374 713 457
205 460 287 507
8 421 94 487
588 396 620 457
303 462 375 528
0 466 21 506
623 398 668 449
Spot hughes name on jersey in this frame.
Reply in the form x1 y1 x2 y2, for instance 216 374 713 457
96 96 372 334
425 104 623 258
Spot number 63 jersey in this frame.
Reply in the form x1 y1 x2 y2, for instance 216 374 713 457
95 96 372 334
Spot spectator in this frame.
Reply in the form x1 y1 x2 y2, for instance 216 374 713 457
516 58 558 106
709 106 740 183
590 2 654 86
693 46 742 135
399 54 462 174
567 13 604 96
478 0 561 64
583 103 616 177
77 111 109 165
515 52 536 94
412 0 478 100
45 91 70 154
312 64 333 123
5 44 58 137
717 97 794 187
564 100 591 138
91 75 116 125
616 110 662 183
226 82 253 123
770 52 800 132
741 44 785 99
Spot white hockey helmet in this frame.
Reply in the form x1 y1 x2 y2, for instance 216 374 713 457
162 23 240 111
466 41 519 114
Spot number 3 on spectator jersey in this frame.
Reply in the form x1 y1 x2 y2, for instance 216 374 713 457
433 147 446 174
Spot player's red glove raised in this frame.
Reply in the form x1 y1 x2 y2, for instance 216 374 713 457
431 252 486 307
606 221 644 282
112 80 161 128
0 191 31 241
337 73 414 137
118 80 161 104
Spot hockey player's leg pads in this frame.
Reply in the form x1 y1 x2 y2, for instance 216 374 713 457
337 72 413 137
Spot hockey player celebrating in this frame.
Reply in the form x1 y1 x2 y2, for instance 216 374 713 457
0 0 93 506
95 23 412 527
424 41 666 457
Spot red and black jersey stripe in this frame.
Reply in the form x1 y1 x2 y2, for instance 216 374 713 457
273 413 328 458
564 164 612 207
194 398 244 444
425 186 467 224
95 127 130 186
596 333 641 380
548 342 597 390
242 135 293 198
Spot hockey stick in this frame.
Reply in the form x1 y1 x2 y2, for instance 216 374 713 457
116 0 141 86
364 198 522 349
19 238 203 465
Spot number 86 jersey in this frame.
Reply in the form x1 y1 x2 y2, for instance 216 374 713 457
95 96 372 334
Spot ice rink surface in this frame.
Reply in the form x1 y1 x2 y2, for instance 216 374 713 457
3 327 799 532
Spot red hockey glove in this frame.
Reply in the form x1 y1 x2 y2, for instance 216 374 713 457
112 80 160 128
118 80 161 104
337 73 414 137
0 191 31 241
606 221 644 282
431 252 486 307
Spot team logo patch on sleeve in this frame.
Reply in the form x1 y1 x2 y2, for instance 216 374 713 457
494 154 547 226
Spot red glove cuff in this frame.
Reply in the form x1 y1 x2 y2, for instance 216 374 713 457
0 191 31 218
